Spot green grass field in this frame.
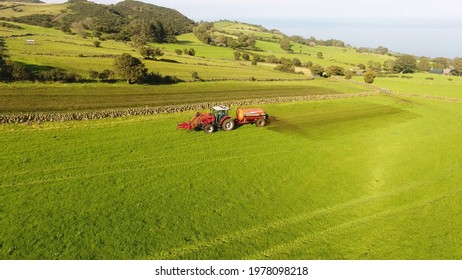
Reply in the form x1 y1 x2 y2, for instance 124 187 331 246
1 95 462 259
1 3 462 261
372 74 462 98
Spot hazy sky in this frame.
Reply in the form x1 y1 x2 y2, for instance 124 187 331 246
45 0 462 58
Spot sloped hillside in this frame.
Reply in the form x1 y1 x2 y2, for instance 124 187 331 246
112 0 194 35
0 0 195 41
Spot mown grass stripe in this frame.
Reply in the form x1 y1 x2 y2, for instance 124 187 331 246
245 187 462 259
151 182 423 259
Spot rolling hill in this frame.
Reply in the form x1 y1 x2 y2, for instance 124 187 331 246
0 0 194 38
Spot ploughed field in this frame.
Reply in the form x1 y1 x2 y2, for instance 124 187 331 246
1 95 462 259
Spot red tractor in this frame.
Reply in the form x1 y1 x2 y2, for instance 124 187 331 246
177 105 268 133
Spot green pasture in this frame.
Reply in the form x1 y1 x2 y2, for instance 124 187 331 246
213 20 282 41
0 79 367 113
1 18 393 81
372 74 462 98
1 95 462 259
1 23 313 80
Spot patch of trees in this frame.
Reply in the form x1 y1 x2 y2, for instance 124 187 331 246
0 22 23 29
290 35 345 48
325 65 345 77
355 46 389 55
193 22 212 44
308 64 346 78
279 37 292 52
64 0 186 43
451 58 462 76
175 48 196 56
273 57 305 74
194 22 257 50
393 55 417 73
7 14 59 28
112 0 194 36
113 53 181 84
1 60 83 83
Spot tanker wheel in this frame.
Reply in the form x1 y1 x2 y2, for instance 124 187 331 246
204 124 215 133
221 118 235 131
255 118 266 127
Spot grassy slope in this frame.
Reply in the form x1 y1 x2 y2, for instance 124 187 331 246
1 23 309 80
1 95 461 259
1 17 392 79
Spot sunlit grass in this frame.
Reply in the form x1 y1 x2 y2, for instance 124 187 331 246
2 96 462 259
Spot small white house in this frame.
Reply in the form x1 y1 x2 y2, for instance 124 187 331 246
26 39 35 45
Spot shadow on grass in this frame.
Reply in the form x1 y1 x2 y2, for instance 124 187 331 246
267 103 420 139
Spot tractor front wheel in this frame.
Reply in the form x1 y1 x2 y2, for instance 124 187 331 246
204 124 215 133
221 118 235 131
255 118 266 127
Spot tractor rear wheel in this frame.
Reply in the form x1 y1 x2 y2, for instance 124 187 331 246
255 118 266 127
204 124 215 133
221 118 235 131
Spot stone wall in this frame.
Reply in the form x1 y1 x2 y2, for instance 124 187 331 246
0 92 376 124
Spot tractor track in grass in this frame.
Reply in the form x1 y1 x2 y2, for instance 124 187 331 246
390 93 462 103
151 181 426 259
0 149 289 189
246 187 462 259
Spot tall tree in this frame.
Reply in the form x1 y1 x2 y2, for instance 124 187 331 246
393 55 417 73
139 46 163 60
113 53 147 84
279 37 292 52
433 57 450 69
451 58 462 76
416 59 432 72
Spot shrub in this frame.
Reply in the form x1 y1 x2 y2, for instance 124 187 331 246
325 65 345 76
39 69 82 83
304 61 313 68
274 63 295 73
344 69 353 80
310 64 325 76
191 71 202 81
233 51 241 60
363 69 376 84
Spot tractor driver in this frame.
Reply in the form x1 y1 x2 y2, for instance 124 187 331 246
216 109 225 122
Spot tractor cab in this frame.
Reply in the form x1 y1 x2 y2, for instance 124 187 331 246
211 105 230 124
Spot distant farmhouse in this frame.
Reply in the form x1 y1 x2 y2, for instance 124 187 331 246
429 67 454 75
